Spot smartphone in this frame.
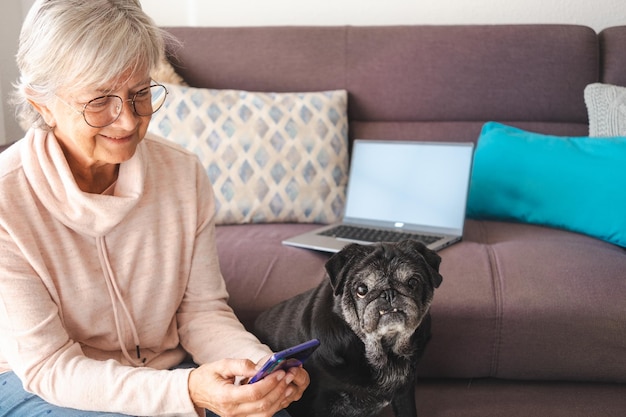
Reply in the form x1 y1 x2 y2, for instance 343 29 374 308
248 338 320 384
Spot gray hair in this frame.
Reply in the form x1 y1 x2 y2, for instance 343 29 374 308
12 0 171 130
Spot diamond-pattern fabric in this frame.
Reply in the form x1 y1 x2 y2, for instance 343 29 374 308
149 85 349 224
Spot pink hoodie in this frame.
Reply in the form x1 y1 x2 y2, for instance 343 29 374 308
0 129 270 416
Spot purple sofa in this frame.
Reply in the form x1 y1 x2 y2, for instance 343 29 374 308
162 24 626 416
3 24 624 416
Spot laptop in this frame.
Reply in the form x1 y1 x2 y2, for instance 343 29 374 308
282 140 474 253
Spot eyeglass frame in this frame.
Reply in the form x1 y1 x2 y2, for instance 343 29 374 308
54 82 168 128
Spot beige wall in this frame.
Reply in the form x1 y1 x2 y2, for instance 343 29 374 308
2 0 626 145
142 0 625 31
0 0 30 145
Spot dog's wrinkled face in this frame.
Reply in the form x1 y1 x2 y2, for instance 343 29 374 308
325 240 443 359
355 260 429 336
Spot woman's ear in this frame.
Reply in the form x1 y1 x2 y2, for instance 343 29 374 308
28 99 56 128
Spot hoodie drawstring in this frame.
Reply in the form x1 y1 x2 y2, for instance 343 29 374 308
96 236 145 366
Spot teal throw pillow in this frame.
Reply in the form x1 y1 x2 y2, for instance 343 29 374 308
467 122 626 247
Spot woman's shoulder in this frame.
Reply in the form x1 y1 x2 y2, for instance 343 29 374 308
142 132 204 168
143 132 197 159
141 132 207 185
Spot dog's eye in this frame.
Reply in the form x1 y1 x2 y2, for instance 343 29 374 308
407 278 419 289
356 284 369 298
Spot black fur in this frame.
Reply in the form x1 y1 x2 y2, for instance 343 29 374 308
254 240 442 417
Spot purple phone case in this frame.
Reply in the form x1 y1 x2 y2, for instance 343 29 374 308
248 338 320 384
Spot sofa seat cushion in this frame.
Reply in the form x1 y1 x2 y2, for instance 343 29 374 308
424 220 626 382
216 223 330 328
216 220 626 382
378 379 626 417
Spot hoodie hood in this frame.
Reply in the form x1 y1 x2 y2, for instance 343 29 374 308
21 128 146 237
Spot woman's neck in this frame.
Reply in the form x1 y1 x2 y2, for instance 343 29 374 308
64 155 120 194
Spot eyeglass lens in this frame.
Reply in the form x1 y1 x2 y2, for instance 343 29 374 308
83 84 168 128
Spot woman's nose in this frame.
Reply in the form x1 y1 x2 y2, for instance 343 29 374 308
113 99 140 128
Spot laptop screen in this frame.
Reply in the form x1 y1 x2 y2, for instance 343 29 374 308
343 140 474 234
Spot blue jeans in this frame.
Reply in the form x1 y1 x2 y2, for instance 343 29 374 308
0 371 292 417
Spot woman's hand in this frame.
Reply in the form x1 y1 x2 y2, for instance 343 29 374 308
276 361 310 410
188 357 310 417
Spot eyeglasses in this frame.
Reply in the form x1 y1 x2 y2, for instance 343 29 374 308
56 83 168 128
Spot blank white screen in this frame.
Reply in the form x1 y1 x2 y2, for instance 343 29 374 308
343 141 473 230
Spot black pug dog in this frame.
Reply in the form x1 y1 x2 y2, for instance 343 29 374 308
253 239 443 417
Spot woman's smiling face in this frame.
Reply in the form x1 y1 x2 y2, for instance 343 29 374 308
40 71 153 172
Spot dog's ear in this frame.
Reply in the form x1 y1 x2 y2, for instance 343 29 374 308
398 239 443 288
325 243 375 295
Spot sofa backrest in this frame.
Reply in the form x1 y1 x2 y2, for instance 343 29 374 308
164 24 608 144
1 25 623 155
600 25 626 86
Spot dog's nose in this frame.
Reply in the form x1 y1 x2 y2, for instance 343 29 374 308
381 289 397 302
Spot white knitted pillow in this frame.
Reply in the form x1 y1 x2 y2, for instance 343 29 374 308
584 83 626 137
148 85 349 225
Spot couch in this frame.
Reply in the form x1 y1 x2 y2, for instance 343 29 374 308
158 24 626 417
4 24 626 416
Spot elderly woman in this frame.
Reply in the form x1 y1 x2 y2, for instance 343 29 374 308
0 1 309 416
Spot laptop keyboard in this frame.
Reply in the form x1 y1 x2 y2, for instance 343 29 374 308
318 225 440 245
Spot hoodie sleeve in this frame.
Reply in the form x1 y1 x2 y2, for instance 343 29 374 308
175 157 272 365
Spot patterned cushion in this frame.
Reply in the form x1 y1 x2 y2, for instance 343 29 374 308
148 84 349 225
584 83 626 137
